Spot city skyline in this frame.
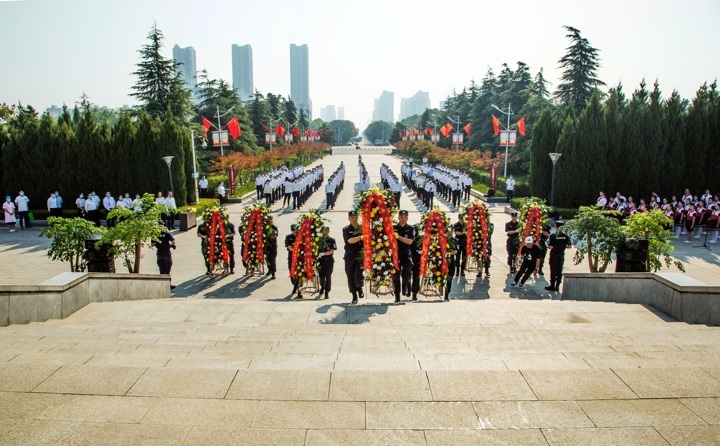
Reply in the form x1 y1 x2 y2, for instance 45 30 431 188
1 0 719 129
289 44 311 120
231 44 253 102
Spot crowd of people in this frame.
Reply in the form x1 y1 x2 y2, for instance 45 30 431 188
595 189 720 243
256 164 324 210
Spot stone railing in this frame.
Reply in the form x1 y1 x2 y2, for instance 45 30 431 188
562 272 720 326
0 272 171 327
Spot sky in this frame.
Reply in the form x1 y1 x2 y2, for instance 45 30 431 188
1 0 719 129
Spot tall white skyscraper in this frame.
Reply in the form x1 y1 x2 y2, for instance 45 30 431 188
320 105 337 122
172 44 197 93
290 44 311 119
231 44 254 102
372 90 394 123
399 91 431 120
337 107 345 120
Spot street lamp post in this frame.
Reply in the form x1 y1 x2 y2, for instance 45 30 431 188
189 131 206 205
447 115 462 150
549 152 562 207
491 103 514 178
213 105 235 157
161 156 175 199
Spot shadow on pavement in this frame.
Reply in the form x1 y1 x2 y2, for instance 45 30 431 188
315 303 390 324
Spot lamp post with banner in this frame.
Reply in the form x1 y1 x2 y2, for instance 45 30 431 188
189 131 206 205
210 105 235 157
431 119 440 144
491 104 515 178
549 153 562 207
161 156 175 199
447 115 463 150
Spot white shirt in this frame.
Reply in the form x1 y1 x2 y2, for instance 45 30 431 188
597 196 608 205
165 197 177 209
155 197 166 206
217 184 226 197
506 178 516 190
85 199 97 211
103 196 116 211
199 178 209 189
14 195 29 212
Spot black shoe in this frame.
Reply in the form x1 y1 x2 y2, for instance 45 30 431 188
519 283 524 288
294 293 302 300
358 289 364 299
545 286 555 291
511 281 518 286
170 285 176 289
538 270 544 276
230 269 235 274
271 274 276 280
324 293 329 300
351 298 358 304
460 272 465 277
265 270 272 276
444 296 449 301
485 269 490 276
394 297 401 305
412 295 418 301
318 288 325 295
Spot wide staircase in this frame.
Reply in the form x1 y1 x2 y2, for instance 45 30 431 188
2 297 719 445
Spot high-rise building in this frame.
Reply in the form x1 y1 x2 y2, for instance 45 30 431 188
372 90 394 123
172 44 197 93
337 107 345 120
231 44 254 102
399 91 431 120
320 105 337 122
290 44 311 119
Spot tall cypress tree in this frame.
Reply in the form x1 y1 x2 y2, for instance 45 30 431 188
622 81 650 198
604 84 626 196
552 114 579 207
555 26 606 114
160 113 187 206
646 81 667 196
664 90 687 196
685 83 710 192
705 81 720 189
528 107 560 199
246 92 271 150
575 92 608 204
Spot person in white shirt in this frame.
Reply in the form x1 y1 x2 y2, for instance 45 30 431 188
596 192 608 209
75 193 86 218
199 175 209 198
155 192 166 207
132 194 143 212
103 192 116 227
283 179 293 207
463 175 473 201
505 176 516 203
14 191 30 230
217 183 226 203
84 193 100 226
164 191 177 230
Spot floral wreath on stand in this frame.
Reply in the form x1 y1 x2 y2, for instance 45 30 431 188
418 208 453 297
461 201 491 273
239 204 273 276
516 197 551 256
200 207 230 273
355 187 399 296
290 210 327 292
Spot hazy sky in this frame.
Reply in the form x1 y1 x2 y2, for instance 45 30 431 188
1 0 719 128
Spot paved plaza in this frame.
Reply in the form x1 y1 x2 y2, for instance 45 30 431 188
1 152 720 444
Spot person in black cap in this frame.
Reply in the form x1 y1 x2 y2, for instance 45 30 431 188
545 220 570 292
286 224 298 293
453 213 467 276
505 212 520 274
265 215 278 280
511 236 541 287
343 210 364 304
393 210 416 304
317 226 336 299
410 226 423 301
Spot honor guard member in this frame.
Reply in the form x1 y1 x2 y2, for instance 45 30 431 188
317 227 336 300
444 237 459 301
453 213 467 276
545 221 570 292
537 222 551 276
393 210 416 304
152 229 177 288
286 224 299 292
505 212 520 273
410 226 423 301
225 217 236 274
511 237 542 287
265 216 278 279
343 210 365 304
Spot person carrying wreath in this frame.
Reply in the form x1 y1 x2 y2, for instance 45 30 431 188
393 210 416 304
317 227 336 300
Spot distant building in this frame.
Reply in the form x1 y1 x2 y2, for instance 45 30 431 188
46 105 63 118
290 44 311 119
399 91 430 120
337 106 345 120
231 44 254 102
320 105 337 122
439 100 447 111
172 44 197 94
372 90 394 123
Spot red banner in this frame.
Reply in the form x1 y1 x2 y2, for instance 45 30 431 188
490 163 497 191
228 165 236 195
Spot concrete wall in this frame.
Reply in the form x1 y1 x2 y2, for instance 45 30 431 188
563 272 720 326
0 272 171 327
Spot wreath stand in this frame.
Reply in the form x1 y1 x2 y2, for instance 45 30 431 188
419 277 443 298
245 263 265 277
369 276 395 297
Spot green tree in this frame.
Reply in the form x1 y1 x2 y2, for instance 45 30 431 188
623 80 650 197
389 121 407 144
555 26 606 114
564 206 623 272
41 217 104 272
130 24 192 121
604 84 626 195
298 108 309 130
622 209 684 272
364 121 393 143
246 91 271 150
574 92 608 204
552 114 580 207
528 107 560 200
664 90 687 196
102 193 167 273
646 80 667 196
283 98 298 128
318 123 335 145
328 120 358 145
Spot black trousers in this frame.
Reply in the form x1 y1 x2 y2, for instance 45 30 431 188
506 238 518 269
344 258 363 296
157 253 173 275
506 189 514 202
17 211 30 229
445 258 457 298
455 248 467 274
393 255 413 299
292 192 300 209
549 254 565 288
514 260 535 284
411 259 421 297
266 248 277 273
319 258 334 293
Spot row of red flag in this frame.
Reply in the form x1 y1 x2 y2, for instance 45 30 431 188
399 115 526 141
202 117 321 140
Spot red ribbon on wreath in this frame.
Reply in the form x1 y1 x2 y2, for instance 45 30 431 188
518 206 543 255
207 211 229 265
242 209 266 263
290 217 315 280
419 211 449 277
360 193 399 273
465 205 489 259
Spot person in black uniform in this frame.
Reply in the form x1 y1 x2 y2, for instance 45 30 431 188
285 224 298 292
505 212 520 274
225 218 236 274
265 215 278 279
545 221 570 292
444 237 458 301
511 237 542 287
152 229 176 288
537 223 551 276
393 210 416 304
343 210 364 304
453 213 467 277
481 222 493 277
317 227 336 300
410 226 423 302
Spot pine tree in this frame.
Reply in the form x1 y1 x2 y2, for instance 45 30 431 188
646 80 667 196
664 91 687 196
555 26 606 114
468 68 498 152
112 113 137 193
160 113 187 206
130 24 192 121
622 80 650 198
246 91 271 150
575 92 608 204
685 83 710 192
604 84 626 195
552 115 579 207
705 81 720 189
528 107 560 199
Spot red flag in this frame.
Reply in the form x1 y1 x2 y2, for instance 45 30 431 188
291 126 300 138
429 128 434 135
275 124 286 138
463 123 471 136
398 132 402 139
227 117 241 139
312 130 318 137
440 123 452 138
492 115 501 135
305 128 311 136
517 117 526 136
405 129 410 137
201 117 212 137
423 128 429 136
413 128 419 135
261 122 270 133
